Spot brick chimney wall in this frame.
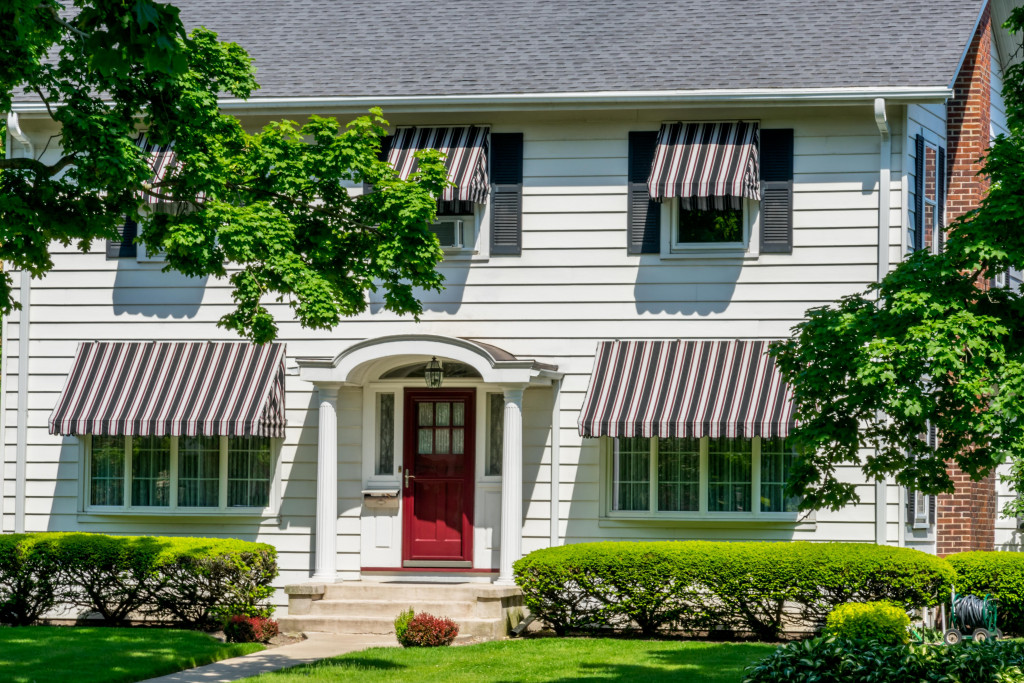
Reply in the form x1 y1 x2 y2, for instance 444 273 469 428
936 3 996 556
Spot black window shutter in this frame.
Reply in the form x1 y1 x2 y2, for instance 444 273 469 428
937 146 946 253
907 487 917 525
627 131 660 254
759 129 794 254
929 493 937 526
490 132 523 256
914 134 925 252
106 218 138 259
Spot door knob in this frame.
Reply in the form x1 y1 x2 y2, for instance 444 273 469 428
405 470 416 488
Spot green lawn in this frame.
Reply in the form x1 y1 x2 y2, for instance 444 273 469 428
240 637 775 683
0 626 264 683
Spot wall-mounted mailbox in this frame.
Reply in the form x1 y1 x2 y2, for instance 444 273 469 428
362 488 401 509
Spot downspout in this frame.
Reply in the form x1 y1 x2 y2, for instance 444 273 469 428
6 113 32 533
550 379 561 548
874 98 891 546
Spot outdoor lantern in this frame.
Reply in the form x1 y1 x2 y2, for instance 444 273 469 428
424 357 444 388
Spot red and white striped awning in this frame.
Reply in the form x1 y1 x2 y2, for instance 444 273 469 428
578 340 794 439
646 122 760 210
387 126 490 205
49 342 286 438
134 134 178 205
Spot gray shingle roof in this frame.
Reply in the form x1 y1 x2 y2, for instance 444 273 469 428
167 0 983 99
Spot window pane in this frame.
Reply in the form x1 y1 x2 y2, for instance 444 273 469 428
613 437 650 511
708 437 752 512
487 393 503 476
760 437 800 513
377 393 395 476
677 206 743 243
228 436 272 508
91 436 125 506
657 437 700 511
132 436 171 507
178 435 220 507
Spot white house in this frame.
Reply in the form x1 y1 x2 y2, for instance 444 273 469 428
2 0 1019 633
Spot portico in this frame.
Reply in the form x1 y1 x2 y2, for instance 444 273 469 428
296 335 560 585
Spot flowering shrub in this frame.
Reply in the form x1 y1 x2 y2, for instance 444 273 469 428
396 612 459 647
224 614 279 643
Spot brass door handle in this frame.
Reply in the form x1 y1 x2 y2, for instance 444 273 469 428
405 471 416 488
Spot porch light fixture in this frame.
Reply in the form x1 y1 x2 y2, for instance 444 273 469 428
424 357 444 388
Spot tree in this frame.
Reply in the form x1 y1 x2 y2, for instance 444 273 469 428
0 0 449 343
771 8 1024 515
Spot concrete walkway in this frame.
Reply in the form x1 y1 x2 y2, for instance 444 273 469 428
141 632 395 683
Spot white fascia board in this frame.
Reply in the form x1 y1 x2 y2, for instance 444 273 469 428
9 86 954 116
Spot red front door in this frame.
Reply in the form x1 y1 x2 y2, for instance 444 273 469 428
402 389 475 566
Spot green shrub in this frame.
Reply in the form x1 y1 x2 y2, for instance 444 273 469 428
948 551 1024 636
394 608 414 644
0 534 66 626
744 636 1024 683
0 533 277 628
514 541 953 639
823 601 910 645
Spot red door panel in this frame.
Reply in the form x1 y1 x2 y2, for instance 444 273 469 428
403 389 475 565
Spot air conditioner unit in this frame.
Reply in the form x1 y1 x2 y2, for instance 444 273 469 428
431 217 466 249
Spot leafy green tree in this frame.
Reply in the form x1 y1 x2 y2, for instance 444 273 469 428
0 0 447 343
772 8 1024 514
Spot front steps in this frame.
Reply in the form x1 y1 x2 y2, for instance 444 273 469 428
280 581 525 641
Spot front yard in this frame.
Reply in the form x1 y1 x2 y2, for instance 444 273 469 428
239 638 775 683
0 626 264 683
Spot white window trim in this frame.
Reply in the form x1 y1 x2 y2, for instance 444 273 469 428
81 435 281 515
660 197 761 261
432 203 489 261
601 435 802 522
912 489 931 530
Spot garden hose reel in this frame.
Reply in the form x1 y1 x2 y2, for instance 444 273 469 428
942 589 1000 645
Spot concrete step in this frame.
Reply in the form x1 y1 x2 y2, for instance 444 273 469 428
309 598 481 619
321 581 520 603
278 614 506 640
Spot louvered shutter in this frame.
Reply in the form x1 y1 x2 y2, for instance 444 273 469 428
105 218 138 259
759 129 794 253
490 132 523 255
937 146 946 253
627 131 660 254
914 134 925 252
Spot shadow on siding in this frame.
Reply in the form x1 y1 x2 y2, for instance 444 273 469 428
633 254 741 316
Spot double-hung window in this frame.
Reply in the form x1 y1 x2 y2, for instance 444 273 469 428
607 435 800 518
86 435 276 512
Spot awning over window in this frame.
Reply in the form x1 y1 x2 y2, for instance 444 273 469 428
387 126 490 204
578 340 794 439
646 122 760 210
49 342 286 438
134 134 178 205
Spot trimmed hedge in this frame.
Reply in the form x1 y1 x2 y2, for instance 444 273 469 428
513 542 954 639
948 551 1024 636
745 637 1024 683
824 601 910 645
0 533 277 628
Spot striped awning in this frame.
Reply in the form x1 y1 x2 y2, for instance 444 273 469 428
578 340 794 439
134 134 178 205
647 122 760 210
387 126 490 205
49 342 286 438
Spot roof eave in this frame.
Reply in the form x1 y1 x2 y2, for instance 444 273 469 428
9 86 955 116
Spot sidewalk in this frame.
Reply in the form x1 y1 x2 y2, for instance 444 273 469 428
141 633 395 683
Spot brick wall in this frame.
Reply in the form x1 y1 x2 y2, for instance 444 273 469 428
936 3 995 556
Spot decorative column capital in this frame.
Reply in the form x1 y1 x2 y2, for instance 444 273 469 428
317 383 341 401
502 387 525 404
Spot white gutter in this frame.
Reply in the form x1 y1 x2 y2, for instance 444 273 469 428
0 124 8 530
9 86 955 116
550 379 561 548
6 112 35 160
874 98 892 546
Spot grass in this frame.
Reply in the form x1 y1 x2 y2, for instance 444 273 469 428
0 625 264 683
240 637 776 683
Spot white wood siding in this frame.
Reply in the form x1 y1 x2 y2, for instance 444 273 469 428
3 104 913 607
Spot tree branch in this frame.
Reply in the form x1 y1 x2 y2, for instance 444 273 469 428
0 154 77 177
47 5 87 39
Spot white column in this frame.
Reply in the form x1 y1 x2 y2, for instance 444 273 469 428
312 384 339 582
497 388 524 585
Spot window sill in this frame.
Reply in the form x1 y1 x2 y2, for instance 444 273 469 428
78 509 279 522
599 514 815 530
660 248 758 262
